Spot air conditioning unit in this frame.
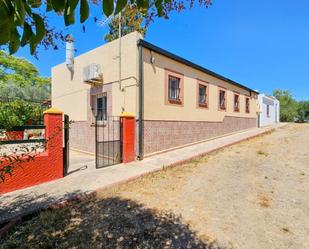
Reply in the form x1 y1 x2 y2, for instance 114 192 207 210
83 63 103 84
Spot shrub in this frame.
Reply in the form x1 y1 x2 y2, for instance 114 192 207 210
0 100 42 131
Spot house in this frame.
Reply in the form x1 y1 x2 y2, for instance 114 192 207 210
258 94 280 127
52 32 259 164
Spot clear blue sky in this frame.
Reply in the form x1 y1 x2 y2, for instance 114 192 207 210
16 0 309 100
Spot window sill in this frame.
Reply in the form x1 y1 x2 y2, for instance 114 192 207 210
199 103 208 108
168 99 182 105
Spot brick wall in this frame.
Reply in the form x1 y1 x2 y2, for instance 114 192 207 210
0 111 63 194
143 116 257 155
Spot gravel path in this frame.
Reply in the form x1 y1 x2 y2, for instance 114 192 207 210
99 124 309 249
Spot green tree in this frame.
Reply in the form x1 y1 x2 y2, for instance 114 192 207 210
104 5 147 42
273 89 298 122
297 101 309 122
0 50 50 101
0 0 212 55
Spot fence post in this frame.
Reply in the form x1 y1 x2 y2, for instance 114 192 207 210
121 112 135 163
44 108 63 176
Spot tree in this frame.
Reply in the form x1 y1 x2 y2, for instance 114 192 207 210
104 5 147 42
297 101 309 122
0 50 50 101
0 0 212 55
273 89 298 122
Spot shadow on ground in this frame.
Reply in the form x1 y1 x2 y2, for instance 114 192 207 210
1 196 226 249
0 191 89 224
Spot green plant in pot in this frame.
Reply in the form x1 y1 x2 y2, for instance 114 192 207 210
0 100 41 140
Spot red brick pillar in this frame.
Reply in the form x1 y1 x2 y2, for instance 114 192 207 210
121 112 135 163
44 108 63 176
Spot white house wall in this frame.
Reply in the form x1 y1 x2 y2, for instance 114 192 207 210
258 94 280 127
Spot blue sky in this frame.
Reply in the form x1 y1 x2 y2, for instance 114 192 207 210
16 0 309 100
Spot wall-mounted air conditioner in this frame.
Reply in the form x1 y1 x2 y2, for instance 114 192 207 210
83 63 103 84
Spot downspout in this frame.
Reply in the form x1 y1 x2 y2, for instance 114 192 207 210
138 43 143 160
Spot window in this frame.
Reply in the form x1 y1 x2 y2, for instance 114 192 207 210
168 75 181 101
219 89 226 110
245 97 250 113
234 94 240 112
165 69 184 106
96 95 107 121
266 104 270 117
198 83 208 107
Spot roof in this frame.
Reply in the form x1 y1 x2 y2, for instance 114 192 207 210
137 39 258 94
259 93 279 101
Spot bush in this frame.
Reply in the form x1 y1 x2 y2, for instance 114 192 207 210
0 100 42 131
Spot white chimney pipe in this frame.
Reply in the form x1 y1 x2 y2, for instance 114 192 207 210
66 34 74 74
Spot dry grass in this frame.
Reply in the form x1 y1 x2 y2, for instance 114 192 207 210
281 227 291 233
256 150 269 156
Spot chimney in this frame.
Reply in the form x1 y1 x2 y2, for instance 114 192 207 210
65 34 74 77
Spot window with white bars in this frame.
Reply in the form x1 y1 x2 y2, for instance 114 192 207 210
246 97 250 113
96 95 107 121
219 89 226 110
234 94 240 112
198 84 208 107
168 75 181 101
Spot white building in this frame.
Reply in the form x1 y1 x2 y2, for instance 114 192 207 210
258 94 280 127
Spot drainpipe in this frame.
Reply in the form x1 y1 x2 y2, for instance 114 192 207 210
138 44 143 160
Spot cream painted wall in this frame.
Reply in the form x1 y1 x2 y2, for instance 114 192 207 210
52 32 258 123
52 31 141 121
142 48 258 122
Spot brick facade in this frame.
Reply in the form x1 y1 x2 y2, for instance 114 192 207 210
143 116 257 155
69 85 257 159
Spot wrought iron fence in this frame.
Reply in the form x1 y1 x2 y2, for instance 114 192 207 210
95 116 122 168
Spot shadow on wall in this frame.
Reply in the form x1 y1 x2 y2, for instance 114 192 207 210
1 196 228 249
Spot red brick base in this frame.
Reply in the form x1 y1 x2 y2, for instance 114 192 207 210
143 116 257 155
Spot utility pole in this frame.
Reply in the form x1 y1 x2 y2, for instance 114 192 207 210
118 11 125 112
118 12 122 91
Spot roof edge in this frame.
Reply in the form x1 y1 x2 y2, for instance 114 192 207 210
137 39 258 94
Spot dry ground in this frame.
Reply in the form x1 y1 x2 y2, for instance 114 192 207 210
1 124 308 249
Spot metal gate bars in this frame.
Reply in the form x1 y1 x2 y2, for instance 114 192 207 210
95 116 122 168
63 114 70 176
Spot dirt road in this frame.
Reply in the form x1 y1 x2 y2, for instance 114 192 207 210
100 124 309 249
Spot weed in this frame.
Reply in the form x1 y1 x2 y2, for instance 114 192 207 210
257 150 268 156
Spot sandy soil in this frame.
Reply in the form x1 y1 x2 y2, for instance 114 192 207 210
99 124 309 249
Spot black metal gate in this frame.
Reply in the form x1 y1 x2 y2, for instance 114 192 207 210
95 116 122 168
63 114 70 176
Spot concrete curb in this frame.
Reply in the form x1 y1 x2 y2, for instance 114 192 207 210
0 127 275 239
